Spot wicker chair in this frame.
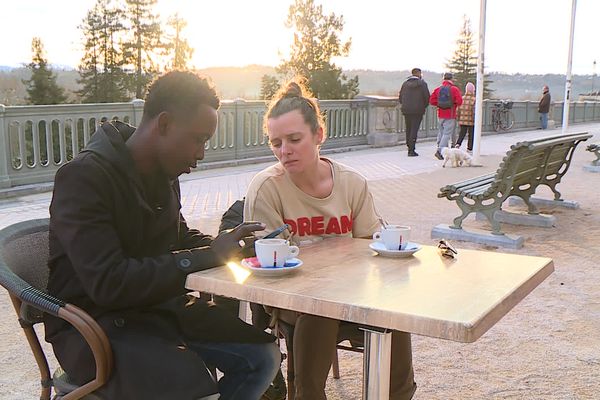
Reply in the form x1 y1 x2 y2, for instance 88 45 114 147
0 219 111 400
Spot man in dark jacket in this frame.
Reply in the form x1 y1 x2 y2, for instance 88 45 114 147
399 68 430 156
538 85 551 129
45 71 280 400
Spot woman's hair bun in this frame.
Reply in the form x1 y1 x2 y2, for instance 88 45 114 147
282 81 303 99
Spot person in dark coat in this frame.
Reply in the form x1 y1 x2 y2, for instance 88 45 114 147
45 71 280 400
538 85 551 129
398 68 430 156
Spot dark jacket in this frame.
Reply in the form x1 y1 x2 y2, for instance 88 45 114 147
45 121 274 399
539 91 551 113
399 76 430 115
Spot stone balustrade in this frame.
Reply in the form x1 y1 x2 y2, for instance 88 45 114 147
1 97 599 188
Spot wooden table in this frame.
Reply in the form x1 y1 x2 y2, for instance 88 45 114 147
186 237 554 399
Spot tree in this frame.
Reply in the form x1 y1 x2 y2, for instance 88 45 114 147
278 0 359 99
22 37 67 105
446 16 493 98
122 0 162 98
164 13 194 70
77 0 129 103
260 74 280 100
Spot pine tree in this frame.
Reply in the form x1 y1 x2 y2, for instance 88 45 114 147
22 38 67 105
77 0 128 103
278 0 359 99
446 16 493 98
122 0 163 98
164 13 194 70
260 75 280 100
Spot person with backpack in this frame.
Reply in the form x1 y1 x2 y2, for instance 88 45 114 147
429 72 463 160
398 67 430 157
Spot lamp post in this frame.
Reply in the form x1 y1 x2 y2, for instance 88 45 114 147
593 60 597 95
562 0 577 134
472 0 487 165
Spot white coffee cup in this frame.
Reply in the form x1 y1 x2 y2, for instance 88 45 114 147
372 225 411 251
255 238 300 267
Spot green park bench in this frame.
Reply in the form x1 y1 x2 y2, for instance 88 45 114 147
437 132 592 235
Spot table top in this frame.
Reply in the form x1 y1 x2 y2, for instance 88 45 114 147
186 237 554 343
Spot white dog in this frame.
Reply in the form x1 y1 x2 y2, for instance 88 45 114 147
441 147 472 168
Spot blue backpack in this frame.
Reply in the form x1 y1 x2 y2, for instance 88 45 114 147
438 85 453 109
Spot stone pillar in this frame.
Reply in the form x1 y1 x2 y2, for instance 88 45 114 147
131 99 145 126
0 104 12 188
360 95 400 147
234 98 246 159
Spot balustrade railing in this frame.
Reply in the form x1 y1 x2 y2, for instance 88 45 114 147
1 98 599 188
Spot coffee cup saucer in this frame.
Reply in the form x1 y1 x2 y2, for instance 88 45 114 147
241 257 303 275
369 241 421 258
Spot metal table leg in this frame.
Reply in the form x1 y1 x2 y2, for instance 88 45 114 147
238 300 249 322
362 327 392 400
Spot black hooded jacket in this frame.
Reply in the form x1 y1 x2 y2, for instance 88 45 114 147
45 121 273 399
399 76 430 115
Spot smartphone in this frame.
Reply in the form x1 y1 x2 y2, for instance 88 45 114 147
262 224 290 239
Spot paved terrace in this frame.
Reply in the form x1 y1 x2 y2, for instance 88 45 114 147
1 123 599 399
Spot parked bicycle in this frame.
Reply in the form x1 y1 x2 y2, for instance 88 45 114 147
490 100 515 132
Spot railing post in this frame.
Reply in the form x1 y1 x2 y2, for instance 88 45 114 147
550 102 564 126
131 99 145 126
234 98 246 160
361 95 399 147
0 104 12 188
482 99 488 132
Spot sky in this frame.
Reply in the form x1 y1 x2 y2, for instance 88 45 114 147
2 0 599 75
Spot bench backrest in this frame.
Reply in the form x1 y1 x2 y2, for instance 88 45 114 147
487 132 591 196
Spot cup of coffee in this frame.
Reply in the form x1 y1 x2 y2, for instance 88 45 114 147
255 238 300 267
372 225 411 251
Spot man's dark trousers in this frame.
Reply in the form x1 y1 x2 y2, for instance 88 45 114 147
404 114 423 153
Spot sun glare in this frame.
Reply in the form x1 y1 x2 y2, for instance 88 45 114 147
156 1 291 69
227 261 251 284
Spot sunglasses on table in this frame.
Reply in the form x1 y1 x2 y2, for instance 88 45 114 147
437 239 458 259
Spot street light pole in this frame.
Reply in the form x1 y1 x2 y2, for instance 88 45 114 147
473 0 487 165
562 0 577 134
593 60 597 94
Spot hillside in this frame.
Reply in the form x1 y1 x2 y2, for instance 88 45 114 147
0 65 597 105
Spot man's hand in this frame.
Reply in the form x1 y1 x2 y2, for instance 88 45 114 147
211 221 266 261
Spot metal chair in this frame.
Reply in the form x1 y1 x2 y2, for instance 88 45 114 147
0 219 112 400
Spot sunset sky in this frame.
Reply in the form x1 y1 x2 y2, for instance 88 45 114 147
3 0 599 75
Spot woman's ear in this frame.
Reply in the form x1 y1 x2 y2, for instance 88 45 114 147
316 126 325 145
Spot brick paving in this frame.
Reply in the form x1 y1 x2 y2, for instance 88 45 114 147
1 122 599 399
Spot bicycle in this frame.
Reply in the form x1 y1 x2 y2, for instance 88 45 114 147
490 100 515 132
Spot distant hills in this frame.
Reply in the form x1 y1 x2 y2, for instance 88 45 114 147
1 64 597 105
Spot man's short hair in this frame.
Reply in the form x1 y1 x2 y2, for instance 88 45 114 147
142 71 220 121
443 72 453 80
411 68 421 76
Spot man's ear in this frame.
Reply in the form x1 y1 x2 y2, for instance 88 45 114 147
157 111 171 136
